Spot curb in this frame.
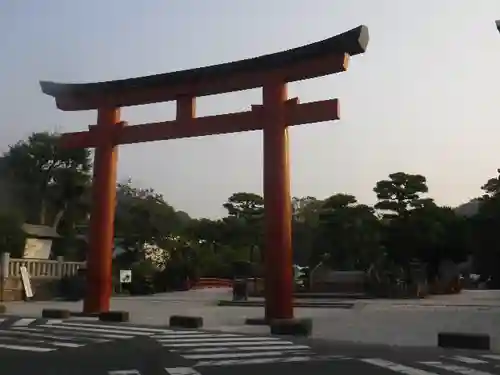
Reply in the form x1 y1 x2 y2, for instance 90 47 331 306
169 315 203 329
438 332 490 350
244 317 268 325
218 300 354 308
99 311 130 322
270 318 312 336
42 309 71 319
70 311 100 318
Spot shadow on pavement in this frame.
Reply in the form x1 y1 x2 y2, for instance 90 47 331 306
0 336 190 375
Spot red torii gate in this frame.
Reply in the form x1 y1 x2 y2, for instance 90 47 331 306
40 25 369 320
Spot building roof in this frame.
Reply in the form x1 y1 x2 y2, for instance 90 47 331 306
21 223 60 239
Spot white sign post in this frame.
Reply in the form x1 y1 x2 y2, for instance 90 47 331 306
118 270 132 295
20 266 34 299
120 270 132 284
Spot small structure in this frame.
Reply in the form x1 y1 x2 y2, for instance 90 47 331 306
310 262 366 293
21 223 60 259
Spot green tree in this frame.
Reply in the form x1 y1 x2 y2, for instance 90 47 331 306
222 192 264 261
374 172 433 267
291 196 323 266
223 192 264 219
403 203 469 279
114 180 182 265
472 169 500 286
0 211 26 258
0 132 91 229
314 194 381 270
374 172 432 219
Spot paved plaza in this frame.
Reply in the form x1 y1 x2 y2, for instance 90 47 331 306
3 288 500 349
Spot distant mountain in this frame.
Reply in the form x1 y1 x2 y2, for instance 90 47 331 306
454 198 482 217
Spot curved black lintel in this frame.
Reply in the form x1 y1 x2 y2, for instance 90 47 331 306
40 25 368 109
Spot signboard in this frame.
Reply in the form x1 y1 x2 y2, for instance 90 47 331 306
20 266 34 298
23 238 52 259
120 270 132 284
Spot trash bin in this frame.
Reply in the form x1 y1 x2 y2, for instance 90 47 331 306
232 278 248 301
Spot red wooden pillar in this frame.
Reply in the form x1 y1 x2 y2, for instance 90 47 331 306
262 81 294 320
83 108 121 313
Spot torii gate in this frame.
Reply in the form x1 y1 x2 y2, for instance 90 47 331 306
40 25 369 320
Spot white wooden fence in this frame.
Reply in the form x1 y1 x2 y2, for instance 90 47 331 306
1 253 85 278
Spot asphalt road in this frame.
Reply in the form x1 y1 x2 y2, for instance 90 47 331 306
0 317 500 375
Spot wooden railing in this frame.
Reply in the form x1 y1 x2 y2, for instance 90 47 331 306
1 253 85 279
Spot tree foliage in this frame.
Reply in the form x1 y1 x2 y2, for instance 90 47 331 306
4 132 500 291
0 132 91 228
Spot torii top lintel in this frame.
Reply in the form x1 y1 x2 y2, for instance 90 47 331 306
40 25 369 111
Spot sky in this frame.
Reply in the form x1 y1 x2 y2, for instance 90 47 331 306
1 0 500 219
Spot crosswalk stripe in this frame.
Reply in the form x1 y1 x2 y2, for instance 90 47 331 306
12 318 36 327
158 336 280 343
13 326 130 340
421 361 495 375
0 343 55 352
164 368 202 375
1 336 85 348
194 355 313 367
184 349 310 360
37 324 138 337
164 340 295 348
361 358 439 375
0 328 107 343
481 354 500 361
46 319 64 325
177 344 310 353
51 321 172 334
450 356 488 364
155 333 240 339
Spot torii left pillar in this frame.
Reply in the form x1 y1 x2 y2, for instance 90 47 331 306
84 108 121 313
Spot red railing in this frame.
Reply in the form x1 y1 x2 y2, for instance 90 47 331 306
192 278 233 289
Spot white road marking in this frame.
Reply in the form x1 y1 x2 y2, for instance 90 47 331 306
482 354 500 361
12 318 36 327
46 319 64 325
0 343 55 352
178 344 310 353
165 340 295 348
52 321 172 334
158 336 280 343
421 361 495 375
0 328 107 343
451 356 488 364
184 350 310 360
361 358 439 375
108 371 141 375
164 367 202 375
13 326 130 340
194 355 313 367
37 324 137 338
155 333 239 339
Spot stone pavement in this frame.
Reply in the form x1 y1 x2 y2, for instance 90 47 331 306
3 289 500 349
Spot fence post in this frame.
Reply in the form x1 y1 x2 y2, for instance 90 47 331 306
0 253 10 302
1 253 10 279
56 256 64 278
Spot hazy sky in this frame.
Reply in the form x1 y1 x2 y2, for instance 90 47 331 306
1 1 500 218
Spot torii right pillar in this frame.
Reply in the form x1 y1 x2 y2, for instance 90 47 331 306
263 81 293 320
